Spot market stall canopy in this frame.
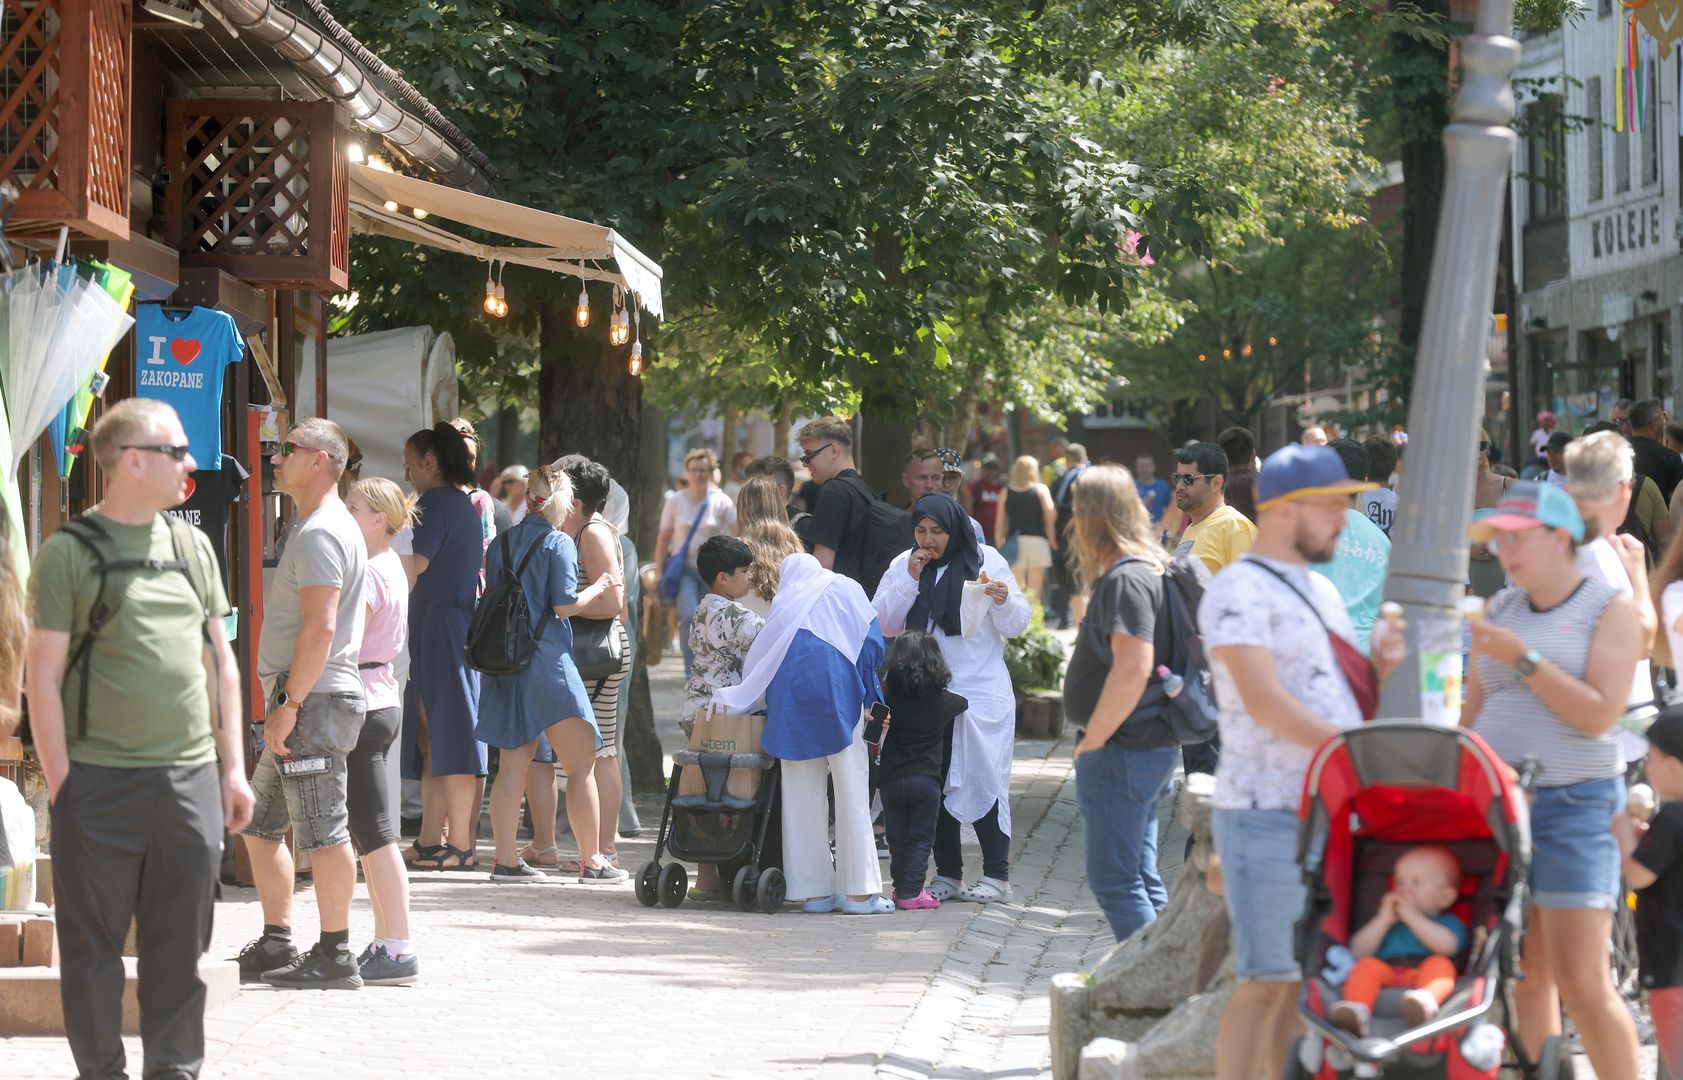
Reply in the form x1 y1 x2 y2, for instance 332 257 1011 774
347 165 663 319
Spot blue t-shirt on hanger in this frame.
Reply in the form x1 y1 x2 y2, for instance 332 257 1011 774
134 305 244 466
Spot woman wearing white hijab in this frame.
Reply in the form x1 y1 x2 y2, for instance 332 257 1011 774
712 553 891 913
874 493 1030 903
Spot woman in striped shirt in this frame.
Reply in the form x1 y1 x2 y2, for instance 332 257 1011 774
1463 480 1641 1078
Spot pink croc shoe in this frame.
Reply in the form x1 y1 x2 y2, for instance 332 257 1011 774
894 889 941 910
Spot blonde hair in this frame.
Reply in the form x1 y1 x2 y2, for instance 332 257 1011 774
684 447 718 471
1565 430 1634 499
797 415 854 450
528 462 576 527
353 477 418 536
1069 465 1164 588
90 398 177 470
737 476 804 601
1009 455 1039 488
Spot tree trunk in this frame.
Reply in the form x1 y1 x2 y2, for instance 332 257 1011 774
1396 0 1451 365
947 391 980 455
857 408 917 506
773 406 792 459
537 297 664 790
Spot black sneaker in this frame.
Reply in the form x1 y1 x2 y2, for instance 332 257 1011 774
235 935 298 983
489 860 546 883
359 945 419 986
260 944 363 990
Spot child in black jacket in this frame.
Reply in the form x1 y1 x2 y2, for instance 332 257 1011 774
878 631 969 909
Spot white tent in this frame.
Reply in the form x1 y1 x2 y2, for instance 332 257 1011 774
296 326 458 482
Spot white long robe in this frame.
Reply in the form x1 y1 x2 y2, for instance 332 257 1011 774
872 545 1031 836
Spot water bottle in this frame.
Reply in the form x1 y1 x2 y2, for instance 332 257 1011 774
1156 664 1184 698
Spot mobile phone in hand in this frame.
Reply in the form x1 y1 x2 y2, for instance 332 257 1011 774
865 702 890 745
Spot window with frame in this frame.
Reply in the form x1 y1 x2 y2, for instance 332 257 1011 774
1527 96 1567 222
1587 77 1605 202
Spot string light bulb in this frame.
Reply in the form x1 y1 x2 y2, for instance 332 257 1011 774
574 273 590 328
383 200 400 213
608 286 630 345
482 261 506 318
412 207 429 220
629 340 643 376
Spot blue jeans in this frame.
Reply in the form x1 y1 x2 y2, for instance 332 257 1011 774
880 774 942 898
935 800 1010 882
1076 743 1177 942
1530 776 1626 910
676 569 705 677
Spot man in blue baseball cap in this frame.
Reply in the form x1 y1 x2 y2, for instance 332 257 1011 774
1202 443 1408 1080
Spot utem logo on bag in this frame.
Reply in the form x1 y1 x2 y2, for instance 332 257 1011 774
699 735 739 753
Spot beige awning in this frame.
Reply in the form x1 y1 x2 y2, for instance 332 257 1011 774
347 164 664 319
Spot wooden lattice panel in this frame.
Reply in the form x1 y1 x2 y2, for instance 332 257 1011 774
164 99 349 292
0 0 131 240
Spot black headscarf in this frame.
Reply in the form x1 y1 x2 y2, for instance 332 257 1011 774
905 493 982 636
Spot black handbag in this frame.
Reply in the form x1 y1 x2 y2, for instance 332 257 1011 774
571 518 625 680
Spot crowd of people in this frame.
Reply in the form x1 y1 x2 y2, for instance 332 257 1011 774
21 393 1683 1079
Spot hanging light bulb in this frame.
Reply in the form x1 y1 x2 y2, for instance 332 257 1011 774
494 281 509 317
608 286 629 345
574 275 590 328
629 340 643 376
383 200 400 213
482 262 500 317
412 207 429 220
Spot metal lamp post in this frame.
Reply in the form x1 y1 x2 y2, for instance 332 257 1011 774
1377 1 1522 720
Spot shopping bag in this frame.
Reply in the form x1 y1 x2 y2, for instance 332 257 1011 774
678 708 767 802
0 778 36 910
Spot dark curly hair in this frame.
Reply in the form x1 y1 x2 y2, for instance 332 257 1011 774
557 454 612 515
883 630 951 699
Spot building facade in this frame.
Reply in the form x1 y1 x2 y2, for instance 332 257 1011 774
1512 11 1683 450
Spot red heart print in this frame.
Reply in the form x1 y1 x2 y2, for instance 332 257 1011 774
182 477 197 500
170 338 201 365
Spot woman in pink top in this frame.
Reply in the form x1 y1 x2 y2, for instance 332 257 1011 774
655 447 738 675
344 477 420 984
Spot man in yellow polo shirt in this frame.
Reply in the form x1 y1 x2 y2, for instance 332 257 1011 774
1173 441 1257 575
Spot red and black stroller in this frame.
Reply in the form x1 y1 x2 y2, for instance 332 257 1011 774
1289 722 1573 1079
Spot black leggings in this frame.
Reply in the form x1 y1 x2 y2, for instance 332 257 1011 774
347 706 401 854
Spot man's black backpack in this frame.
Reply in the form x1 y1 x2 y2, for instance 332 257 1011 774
830 472 914 593
1118 553 1220 746
464 529 552 676
59 513 216 738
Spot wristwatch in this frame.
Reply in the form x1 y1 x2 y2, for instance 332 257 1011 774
1513 649 1542 680
273 690 294 710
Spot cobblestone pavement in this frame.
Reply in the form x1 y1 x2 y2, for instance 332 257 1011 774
5 650 1116 1080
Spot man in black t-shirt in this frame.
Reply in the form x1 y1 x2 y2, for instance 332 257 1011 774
1615 709 1683 1077
799 416 875 588
1630 398 1683 503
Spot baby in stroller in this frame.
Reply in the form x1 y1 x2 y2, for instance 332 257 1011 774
1331 846 1466 1036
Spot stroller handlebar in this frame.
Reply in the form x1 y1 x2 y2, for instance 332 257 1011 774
1514 754 1542 793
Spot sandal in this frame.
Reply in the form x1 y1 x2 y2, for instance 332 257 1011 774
955 877 1013 903
403 843 445 868
520 844 561 870
413 844 477 872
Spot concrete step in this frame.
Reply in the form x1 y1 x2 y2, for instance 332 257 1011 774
0 956 240 1035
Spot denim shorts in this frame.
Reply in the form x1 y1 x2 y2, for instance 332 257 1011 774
1529 776 1625 910
243 689 365 852
1211 807 1308 983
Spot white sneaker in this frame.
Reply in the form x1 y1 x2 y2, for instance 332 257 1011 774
1400 988 1440 1028
927 876 962 902
1330 999 1370 1037
956 877 1012 903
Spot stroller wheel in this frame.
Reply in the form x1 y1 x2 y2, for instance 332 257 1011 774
634 863 660 907
1536 1035 1574 1080
732 865 756 913
1282 1036 1314 1079
658 863 688 908
756 867 786 914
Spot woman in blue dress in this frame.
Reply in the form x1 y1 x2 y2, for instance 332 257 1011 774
477 463 627 884
400 423 485 870
713 553 891 914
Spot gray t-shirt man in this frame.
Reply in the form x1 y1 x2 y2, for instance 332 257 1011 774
257 503 367 696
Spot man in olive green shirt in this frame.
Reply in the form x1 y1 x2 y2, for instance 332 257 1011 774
27 399 251 1080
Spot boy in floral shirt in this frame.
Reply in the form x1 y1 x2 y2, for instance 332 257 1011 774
681 536 762 736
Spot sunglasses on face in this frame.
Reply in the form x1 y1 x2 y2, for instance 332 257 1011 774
123 444 191 461
280 441 323 458
799 443 835 467
1172 472 1218 487
1478 441 1489 451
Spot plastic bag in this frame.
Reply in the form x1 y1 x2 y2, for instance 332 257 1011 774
960 580 992 639
0 778 36 910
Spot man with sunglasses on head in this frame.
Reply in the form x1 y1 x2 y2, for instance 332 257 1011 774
798 415 892 591
1172 441 1256 576
28 399 252 1079
236 418 369 989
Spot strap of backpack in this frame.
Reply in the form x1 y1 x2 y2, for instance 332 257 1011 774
165 515 222 732
512 528 554 640
60 517 121 740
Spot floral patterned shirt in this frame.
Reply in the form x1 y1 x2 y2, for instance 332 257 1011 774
681 593 764 729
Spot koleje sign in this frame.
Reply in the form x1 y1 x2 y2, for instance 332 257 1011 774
1589 202 1663 260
